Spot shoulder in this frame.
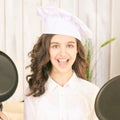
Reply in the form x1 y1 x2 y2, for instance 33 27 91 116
25 95 41 103
24 95 34 105
24 87 41 103
80 78 99 90
76 77 100 96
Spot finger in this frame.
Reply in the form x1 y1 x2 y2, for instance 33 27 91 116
0 112 8 120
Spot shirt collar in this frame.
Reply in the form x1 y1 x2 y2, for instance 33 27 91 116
45 76 59 92
45 72 82 92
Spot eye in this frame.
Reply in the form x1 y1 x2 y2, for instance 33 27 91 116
51 44 59 49
67 44 74 48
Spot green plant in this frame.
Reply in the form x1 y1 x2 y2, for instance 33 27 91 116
84 37 116 81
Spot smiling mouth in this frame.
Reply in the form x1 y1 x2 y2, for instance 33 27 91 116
57 59 69 67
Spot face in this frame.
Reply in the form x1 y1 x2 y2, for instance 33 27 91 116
49 34 77 74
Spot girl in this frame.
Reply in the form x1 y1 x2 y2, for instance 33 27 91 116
25 7 99 120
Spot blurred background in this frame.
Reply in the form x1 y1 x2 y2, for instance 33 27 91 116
0 0 120 102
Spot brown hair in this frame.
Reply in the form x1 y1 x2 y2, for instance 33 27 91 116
26 34 88 97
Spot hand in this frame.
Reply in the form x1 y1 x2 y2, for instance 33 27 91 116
0 111 8 120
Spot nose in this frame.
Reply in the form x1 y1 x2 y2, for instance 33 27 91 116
59 46 67 57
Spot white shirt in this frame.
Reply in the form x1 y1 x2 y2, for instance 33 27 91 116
25 73 99 120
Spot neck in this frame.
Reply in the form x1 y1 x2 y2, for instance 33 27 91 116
50 70 73 87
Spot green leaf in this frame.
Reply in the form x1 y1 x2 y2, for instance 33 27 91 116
100 38 116 48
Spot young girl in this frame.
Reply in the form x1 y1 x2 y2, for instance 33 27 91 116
25 7 99 120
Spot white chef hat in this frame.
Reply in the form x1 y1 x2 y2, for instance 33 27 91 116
37 7 93 40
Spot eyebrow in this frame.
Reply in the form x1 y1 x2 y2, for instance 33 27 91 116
50 41 76 44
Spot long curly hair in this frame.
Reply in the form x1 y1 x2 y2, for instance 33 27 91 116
26 34 88 97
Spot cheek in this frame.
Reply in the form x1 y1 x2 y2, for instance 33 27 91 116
73 52 77 61
49 49 57 60
70 49 77 57
73 50 78 62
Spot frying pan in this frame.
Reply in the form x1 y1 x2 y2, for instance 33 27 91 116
0 51 18 102
95 75 120 120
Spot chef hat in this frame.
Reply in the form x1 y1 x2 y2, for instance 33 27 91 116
37 7 93 40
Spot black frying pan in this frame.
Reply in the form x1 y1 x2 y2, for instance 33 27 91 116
0 51 18 102
95 75 120 120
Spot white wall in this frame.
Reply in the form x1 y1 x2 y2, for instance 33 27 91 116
110 0 120 78
0 0 119 102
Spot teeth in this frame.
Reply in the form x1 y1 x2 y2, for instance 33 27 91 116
59 59 67 62
57 58 68 62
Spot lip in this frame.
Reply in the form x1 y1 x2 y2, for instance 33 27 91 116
57 58 69 62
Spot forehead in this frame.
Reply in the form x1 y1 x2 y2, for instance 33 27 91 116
51 34 76 43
